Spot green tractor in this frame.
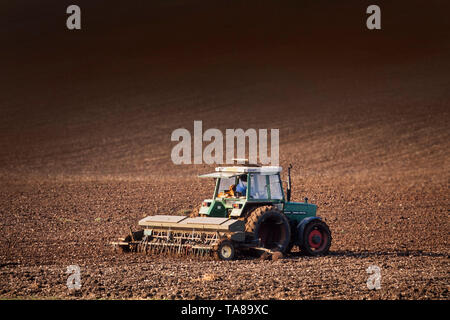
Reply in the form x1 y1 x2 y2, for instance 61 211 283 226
113 164 331 260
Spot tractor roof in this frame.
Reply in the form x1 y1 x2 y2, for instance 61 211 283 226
198 166 282 178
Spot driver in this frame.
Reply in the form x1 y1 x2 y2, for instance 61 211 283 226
235 174 247 196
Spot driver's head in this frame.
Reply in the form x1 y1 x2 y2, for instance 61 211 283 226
239 174 247 183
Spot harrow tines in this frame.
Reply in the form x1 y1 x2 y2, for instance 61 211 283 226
132 229 220 260
177 242 182 256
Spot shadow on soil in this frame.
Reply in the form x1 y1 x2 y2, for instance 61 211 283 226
307 250 449 259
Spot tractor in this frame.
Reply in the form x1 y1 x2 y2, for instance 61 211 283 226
113 164 331 260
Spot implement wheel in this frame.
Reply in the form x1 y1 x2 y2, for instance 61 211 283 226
300 220 331 256
214 239 235 261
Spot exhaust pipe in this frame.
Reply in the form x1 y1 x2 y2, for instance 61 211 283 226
286 164 292 202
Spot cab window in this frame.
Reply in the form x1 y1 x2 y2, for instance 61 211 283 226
269 174 283 200
249 174 268 199
217 177 235 195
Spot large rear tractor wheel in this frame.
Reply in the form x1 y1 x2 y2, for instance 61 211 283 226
245 206 291 253
300 220 331 256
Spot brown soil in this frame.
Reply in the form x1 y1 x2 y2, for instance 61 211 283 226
0 1 448 299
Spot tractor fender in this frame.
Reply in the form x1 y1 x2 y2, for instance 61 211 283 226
295 216 322 245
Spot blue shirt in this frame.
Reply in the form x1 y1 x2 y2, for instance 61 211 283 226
236 182 247 195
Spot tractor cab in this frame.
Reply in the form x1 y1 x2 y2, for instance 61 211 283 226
198 166 287 218
198 165 318 223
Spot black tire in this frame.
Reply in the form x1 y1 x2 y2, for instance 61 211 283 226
214 239 235 261
245 206 291 253
300 220 332 256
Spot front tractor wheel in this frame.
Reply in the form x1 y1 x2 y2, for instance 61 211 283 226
300 220 331 256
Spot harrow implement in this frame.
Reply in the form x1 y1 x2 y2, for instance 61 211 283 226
112 215 246 260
